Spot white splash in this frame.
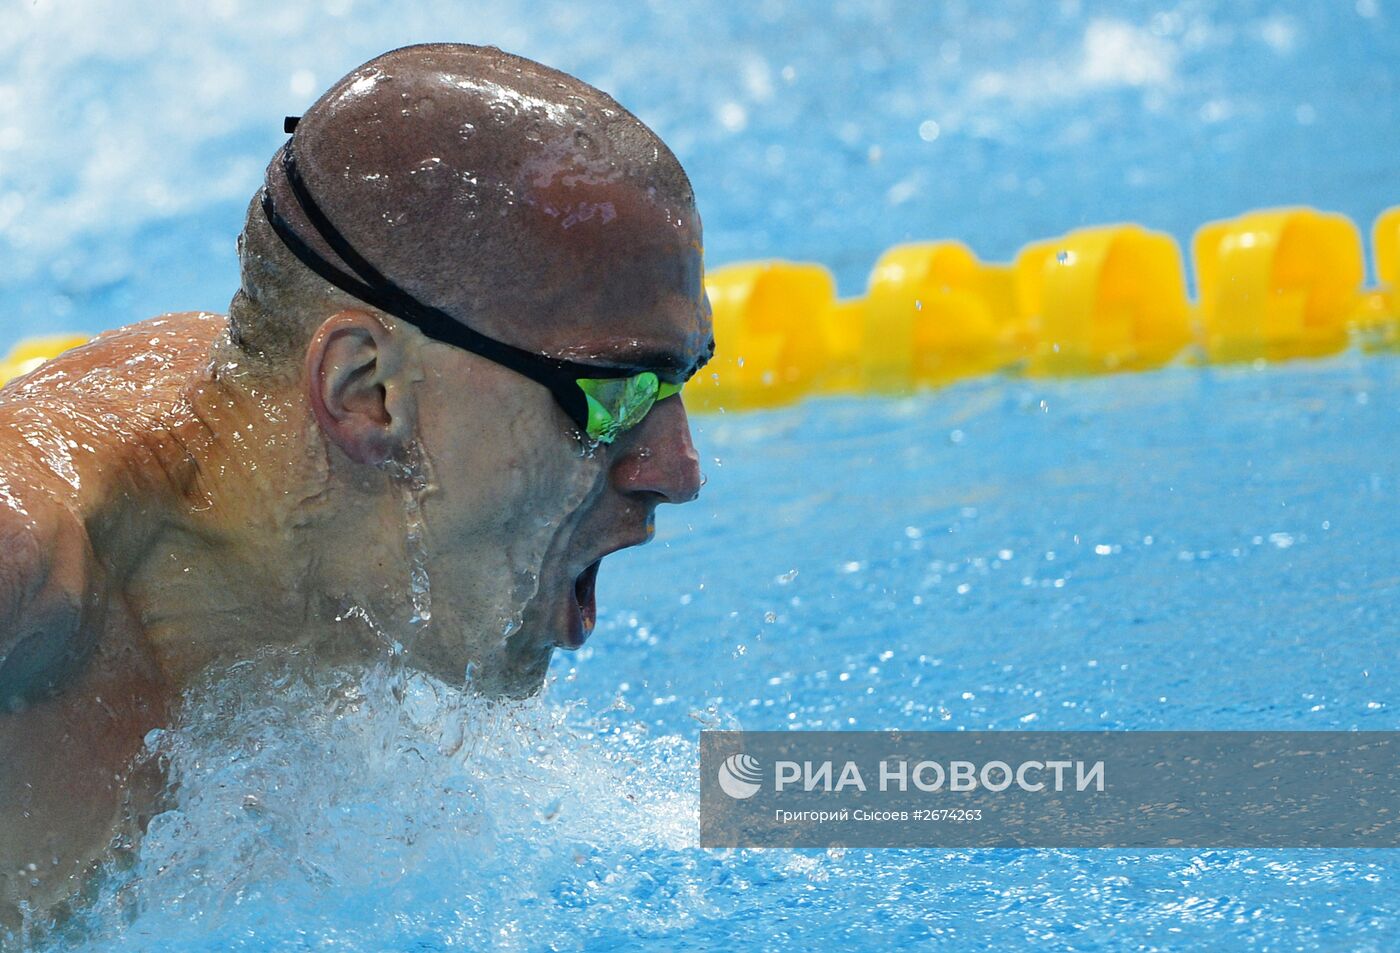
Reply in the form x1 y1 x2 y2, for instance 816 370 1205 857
59 651 703 950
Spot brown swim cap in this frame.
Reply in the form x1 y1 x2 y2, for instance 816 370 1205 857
260 43 696 332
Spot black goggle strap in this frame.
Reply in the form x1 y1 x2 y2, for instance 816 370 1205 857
260 141 637 431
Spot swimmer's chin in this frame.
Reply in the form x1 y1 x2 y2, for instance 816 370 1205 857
386 634 552 700
480 650 554 700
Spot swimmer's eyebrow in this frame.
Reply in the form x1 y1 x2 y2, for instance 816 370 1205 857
588 337 715 380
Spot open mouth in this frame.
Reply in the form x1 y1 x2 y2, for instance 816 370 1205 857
569 559 601 647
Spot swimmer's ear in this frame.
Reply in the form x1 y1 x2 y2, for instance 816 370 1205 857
305 310 414 465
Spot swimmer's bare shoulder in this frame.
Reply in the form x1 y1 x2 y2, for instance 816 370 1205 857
0 311 223 705
0 312 221 929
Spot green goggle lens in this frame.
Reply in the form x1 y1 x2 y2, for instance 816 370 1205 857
577 372 684 443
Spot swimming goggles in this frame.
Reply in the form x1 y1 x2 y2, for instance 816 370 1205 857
260 125 688 444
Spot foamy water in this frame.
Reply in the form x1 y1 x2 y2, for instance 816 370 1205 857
51 651 712 951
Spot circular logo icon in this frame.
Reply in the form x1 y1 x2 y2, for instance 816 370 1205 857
717 753 763 800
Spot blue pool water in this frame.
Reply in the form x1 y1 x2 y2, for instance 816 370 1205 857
5 0 1400 949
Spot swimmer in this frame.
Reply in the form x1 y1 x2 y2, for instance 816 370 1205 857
0 43 711 931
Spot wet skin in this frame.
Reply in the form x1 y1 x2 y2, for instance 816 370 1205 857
0 200 712 929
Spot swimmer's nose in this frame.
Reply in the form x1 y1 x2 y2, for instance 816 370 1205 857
609 396 703 504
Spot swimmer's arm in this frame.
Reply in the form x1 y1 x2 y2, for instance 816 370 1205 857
0 502 90 710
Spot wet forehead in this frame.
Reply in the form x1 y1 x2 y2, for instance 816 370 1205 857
496 177 712 377
552 305 715 379
522 252 713 378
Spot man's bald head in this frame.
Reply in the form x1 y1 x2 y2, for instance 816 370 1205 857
230 43 699 367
